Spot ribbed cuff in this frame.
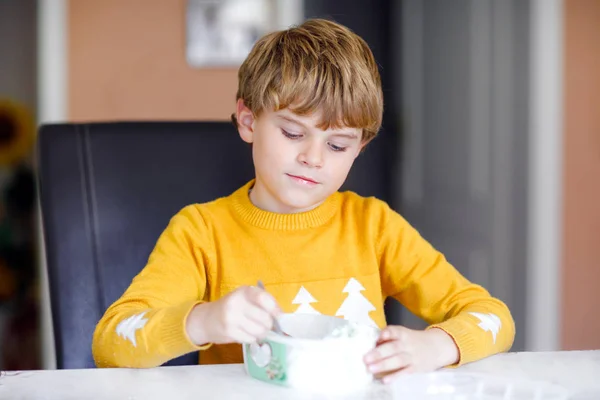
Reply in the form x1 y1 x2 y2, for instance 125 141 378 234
157 300 212 358
427 316 478 367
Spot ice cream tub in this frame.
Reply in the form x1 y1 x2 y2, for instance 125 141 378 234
242 313 380 393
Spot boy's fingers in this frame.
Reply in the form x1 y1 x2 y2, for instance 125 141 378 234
368 354 409 375
240 318 270 340
260 293 280 314
247 286 280 315
382 366 414 385
364 340 403 364
378 326 408 342
245 304 274 331
233 327 259 344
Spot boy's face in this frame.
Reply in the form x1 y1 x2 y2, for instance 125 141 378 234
236 100 363 213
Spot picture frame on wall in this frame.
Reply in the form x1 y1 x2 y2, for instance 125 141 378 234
186 0 304 68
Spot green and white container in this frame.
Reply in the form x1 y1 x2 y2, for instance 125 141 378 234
243 313 380 393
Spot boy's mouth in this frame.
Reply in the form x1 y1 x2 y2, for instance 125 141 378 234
286 174 320 185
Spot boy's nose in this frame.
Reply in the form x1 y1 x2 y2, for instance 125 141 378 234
298 142 324 168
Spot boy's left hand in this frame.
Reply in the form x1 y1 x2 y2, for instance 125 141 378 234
363 326 459 384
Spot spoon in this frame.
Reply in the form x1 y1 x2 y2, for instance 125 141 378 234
257 280 289 337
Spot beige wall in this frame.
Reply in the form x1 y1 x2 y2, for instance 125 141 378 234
562 0 600 350
68 0 237 121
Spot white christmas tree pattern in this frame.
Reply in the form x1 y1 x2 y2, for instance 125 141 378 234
469 312 501 343
292 286 321 315
335 278 378 327
116 311 148 347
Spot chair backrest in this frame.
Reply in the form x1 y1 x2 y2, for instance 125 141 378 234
36 121 392 369
36 122 255 369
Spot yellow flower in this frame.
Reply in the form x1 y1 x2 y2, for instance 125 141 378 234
0 100 36 166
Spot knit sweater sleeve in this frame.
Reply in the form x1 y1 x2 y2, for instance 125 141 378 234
92 205 212 368
376 201 515 366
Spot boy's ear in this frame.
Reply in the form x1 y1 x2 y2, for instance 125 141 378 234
236 99 255 144
354 143 366 158
355 132 368 158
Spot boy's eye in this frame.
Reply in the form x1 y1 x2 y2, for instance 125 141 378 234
282 129 302 139
328 143 347 152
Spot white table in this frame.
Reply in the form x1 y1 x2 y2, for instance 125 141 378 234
1 351 599 399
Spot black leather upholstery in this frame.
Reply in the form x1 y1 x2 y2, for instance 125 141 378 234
37 122 254 369
36 121 392 370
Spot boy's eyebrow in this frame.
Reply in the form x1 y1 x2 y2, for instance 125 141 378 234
277 115 307 127
330 132 359 139
277 115 359 138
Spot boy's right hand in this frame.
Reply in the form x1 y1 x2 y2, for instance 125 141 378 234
185 285 281 346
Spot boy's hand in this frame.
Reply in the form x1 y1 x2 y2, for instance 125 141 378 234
364 326 459 384
186 286 281 346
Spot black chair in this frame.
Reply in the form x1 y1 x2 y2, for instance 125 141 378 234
36 121 393 369
36 121 255 369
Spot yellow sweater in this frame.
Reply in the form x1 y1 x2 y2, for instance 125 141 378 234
92 180 514 368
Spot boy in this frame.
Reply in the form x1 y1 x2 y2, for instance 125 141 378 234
92 18 514 383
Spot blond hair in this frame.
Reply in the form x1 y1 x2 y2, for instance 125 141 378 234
232 18 383 144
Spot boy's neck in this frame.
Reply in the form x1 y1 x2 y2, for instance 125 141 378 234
248 181 324 214
230 180 339 230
